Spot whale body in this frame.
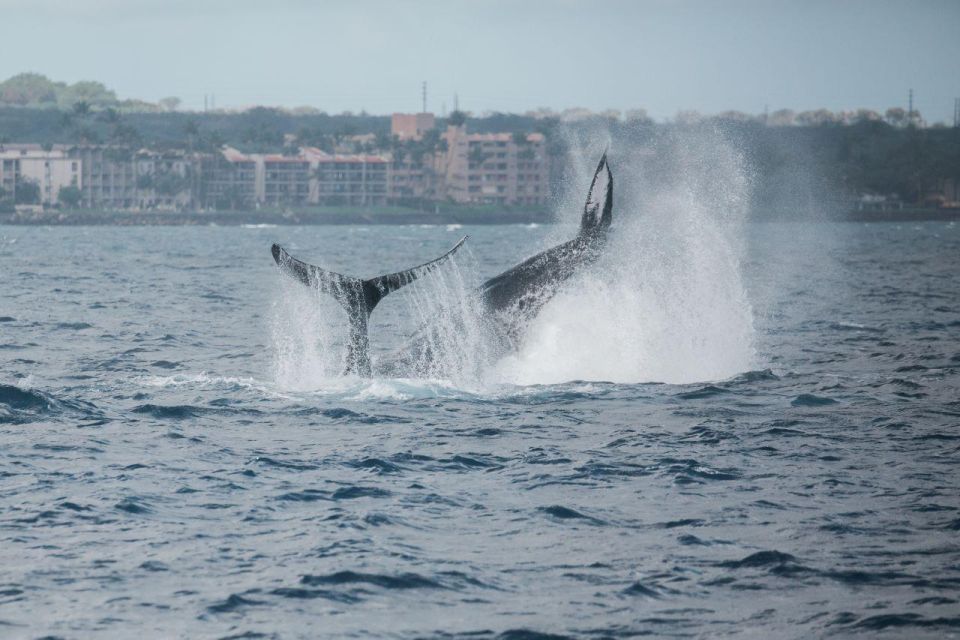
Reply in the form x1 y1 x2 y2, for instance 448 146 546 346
271 154 613 376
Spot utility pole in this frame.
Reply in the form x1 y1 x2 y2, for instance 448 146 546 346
954 97 959 128
908 88 914 124
453 93 459 113
422 81 427 114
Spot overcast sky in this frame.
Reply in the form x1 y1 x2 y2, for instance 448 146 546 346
1 0 957 122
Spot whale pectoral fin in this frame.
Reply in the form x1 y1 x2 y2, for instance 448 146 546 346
364 235 468 305
580 152 613 233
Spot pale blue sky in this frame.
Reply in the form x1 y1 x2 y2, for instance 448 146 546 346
1 0 957 122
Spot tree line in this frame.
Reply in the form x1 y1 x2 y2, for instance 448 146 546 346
1 103 957 209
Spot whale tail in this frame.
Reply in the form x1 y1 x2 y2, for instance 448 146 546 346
271 237 467 375
579 152 613 236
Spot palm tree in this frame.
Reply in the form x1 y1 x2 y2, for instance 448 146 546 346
72 100 91 117
392 146 407 168
183 120 200 151
374 131 393 152
99 107 121 124
468 145 489 169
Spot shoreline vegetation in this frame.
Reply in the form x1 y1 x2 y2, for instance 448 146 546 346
2 74 959 219
1 207 957 226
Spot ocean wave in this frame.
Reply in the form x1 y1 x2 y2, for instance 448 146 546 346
300 571 445 590
0 382 102 424
539 505 606 525
135 372 275 394
131 403 263 419
791 393 838 407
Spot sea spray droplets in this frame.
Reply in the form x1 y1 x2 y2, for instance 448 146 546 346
498 129 756 384
268 132 754 387
270 275 349 389
394 251 493 387
269 244 493 389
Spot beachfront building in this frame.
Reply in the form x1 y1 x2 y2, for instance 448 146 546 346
0 144 202 211
133 149 197 210
386 113 550 206
305 148 388 206
200 147 388 208
387 154 439 204
67 146 204 211
441 126 549 206
263 155 311 206
67 146 143 210
201 147 258 209
384 112 444 204
391 113 436 140
0 155 15 199
0 144 81 206
2 120 553 212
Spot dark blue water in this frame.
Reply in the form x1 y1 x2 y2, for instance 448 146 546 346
1 222 959 639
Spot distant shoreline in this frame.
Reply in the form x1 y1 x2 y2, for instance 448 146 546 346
845 209 960 223
0 209 555 226
1 208 958 226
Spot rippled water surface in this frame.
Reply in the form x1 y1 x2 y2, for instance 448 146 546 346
1 222 959 639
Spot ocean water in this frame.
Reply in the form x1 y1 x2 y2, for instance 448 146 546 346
1 220 959 639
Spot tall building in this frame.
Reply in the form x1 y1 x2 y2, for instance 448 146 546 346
201 147 389 208
387 113 550 206
305 148 388 206
0 144 81 206
68 146 137 209
263 154 311 206
201 147 258 209
0 155 15 199
3 119 554 212
133 149 197 210
391 113 436 140
441 126 549 206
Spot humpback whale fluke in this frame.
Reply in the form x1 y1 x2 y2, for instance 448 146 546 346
271 153 614 377
271 236 467 375
581 151 613 233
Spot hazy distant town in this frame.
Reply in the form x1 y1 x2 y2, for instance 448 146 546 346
1 73 958 222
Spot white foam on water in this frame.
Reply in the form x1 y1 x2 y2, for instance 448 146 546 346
136 372 279 395
341 377 481 402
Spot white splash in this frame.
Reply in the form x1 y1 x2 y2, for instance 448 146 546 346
270 129 756 390
390 253 493 389
496 129 756 385
269 277 348 390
